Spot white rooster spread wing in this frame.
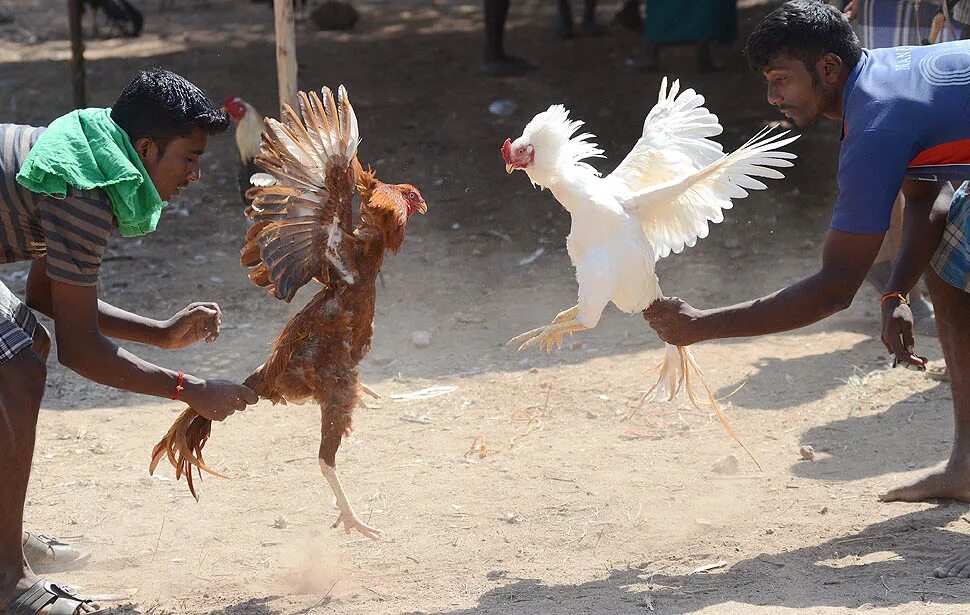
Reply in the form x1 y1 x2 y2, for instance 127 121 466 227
606 78 725 197
240 85 361 302
617 125 798 260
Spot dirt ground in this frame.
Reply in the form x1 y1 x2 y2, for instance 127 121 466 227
2 0 969 613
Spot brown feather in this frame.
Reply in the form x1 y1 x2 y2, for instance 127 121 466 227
151 86 426 503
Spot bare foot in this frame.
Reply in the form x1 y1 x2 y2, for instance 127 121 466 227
935 550 970 578
880 466 970 502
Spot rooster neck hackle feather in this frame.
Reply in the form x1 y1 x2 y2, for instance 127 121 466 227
522 104 604 187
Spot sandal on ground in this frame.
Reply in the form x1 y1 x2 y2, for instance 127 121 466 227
4 579 101 614
22 534 91 574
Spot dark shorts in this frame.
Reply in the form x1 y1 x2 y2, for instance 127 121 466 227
932 182 970 293
0 280 37 364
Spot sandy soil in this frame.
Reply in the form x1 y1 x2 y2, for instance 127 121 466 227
2 0 969 613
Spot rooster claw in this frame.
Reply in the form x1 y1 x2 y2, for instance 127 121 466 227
506 325 546 349
508 326 569 353
331 511 383 540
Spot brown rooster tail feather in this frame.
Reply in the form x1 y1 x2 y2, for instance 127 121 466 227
243 366 267 398
149 408 226 501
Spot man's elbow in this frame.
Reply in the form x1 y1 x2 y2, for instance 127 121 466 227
56 340 98 375
820 284 857 316
825 294 854 315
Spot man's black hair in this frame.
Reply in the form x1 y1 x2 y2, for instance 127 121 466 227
110 68 229 154
745 0 862 74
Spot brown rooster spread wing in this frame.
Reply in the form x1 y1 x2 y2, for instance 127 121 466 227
240 86 361 302
151 85 427 541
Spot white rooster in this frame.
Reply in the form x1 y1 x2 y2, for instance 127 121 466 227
502 78 798 455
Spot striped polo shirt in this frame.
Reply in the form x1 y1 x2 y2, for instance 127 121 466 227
0 123 115 286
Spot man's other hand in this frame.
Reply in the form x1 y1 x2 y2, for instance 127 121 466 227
163 302 222 349
881 297 927 370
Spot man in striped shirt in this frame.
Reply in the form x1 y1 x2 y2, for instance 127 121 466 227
0 69 257 614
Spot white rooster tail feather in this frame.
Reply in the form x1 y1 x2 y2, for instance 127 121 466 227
642 343 685 401
628 343 762 471
522 104 604 177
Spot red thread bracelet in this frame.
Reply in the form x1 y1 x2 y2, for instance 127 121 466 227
173 371 185 401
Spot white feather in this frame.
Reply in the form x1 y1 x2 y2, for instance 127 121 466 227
508 80 793 461
510 77 799 329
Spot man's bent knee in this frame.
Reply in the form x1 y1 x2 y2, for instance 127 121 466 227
0 348 47 408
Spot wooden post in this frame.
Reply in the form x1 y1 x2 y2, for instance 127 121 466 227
67 0 86 108
274 0 299 115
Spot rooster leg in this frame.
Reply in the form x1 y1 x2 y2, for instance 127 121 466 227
319 459 382 540
508 319 587 353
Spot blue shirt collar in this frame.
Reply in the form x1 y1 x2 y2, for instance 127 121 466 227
840 50 868 141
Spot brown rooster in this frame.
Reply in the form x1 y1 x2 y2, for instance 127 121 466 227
151 85 427 539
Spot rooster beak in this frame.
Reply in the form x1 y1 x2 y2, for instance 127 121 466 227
501 138 515 174
415 200 428 214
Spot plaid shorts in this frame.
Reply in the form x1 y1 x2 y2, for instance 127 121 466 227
0 280 37 364
932 182 970 293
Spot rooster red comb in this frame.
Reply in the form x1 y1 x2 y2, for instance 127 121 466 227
223 96 246 120
501 138 513 165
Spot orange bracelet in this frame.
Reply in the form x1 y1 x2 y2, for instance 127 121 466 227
880 291 909 308
172 371 185 401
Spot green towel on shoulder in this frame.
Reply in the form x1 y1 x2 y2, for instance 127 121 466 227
16 107 166 237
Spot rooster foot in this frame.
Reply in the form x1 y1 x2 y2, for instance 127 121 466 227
331 511 383 540
507 305 581 352
507 318 587 353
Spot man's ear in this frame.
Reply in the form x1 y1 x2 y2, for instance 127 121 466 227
818 52 844 84
133 137 157 162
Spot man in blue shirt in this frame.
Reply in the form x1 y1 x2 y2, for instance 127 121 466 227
644 0 970 577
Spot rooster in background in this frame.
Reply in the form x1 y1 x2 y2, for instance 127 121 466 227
224 95 275 205
152 86 427 539
502 78 797 462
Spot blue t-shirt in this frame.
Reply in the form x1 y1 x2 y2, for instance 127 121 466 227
834 41 970 234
